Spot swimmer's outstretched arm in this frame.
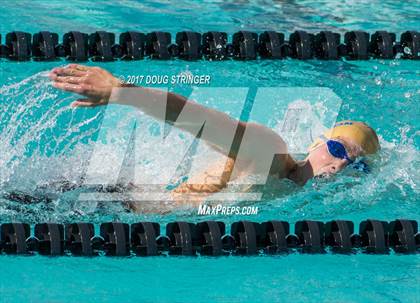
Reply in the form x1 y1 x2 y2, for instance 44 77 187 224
49 65 291 171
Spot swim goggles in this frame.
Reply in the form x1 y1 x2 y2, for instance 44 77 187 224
319 135 370 173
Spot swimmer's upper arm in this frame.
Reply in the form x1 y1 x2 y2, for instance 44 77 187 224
111 87 288 163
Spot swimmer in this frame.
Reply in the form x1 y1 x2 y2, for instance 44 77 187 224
48 64 380 209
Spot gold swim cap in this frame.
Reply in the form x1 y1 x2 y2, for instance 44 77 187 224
309 121 380 155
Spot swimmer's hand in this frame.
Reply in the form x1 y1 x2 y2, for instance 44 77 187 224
49 64 121 107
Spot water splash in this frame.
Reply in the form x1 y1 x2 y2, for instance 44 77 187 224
0 72 212 222
0 72 103 221
0 71 418 224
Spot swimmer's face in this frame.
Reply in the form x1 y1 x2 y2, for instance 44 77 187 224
307 138 361 177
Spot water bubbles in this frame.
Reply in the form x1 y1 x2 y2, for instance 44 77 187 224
374 77 382 86
404 92 412 99
178 69 193 79
403 46 412 55
389 60 400 66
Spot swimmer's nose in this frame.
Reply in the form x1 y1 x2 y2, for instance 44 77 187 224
329 159 348 174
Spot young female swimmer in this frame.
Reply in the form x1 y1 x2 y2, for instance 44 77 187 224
49 64 380 211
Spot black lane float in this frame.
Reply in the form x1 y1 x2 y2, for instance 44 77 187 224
0 30 418 61
0 219 418 256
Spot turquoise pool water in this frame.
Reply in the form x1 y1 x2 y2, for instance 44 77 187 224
0 1 419 302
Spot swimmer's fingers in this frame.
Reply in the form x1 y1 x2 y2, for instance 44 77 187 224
61 64 91 77
65 64 90 71
52 76 85 85
49 68 64 79
49 65 88 79
52 81 92 95
71 99 103 108
51 68 86 78
58 64 90 74
49 69 83 80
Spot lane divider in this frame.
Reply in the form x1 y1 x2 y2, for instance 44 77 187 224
0 219 418 256
0 30 418 61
